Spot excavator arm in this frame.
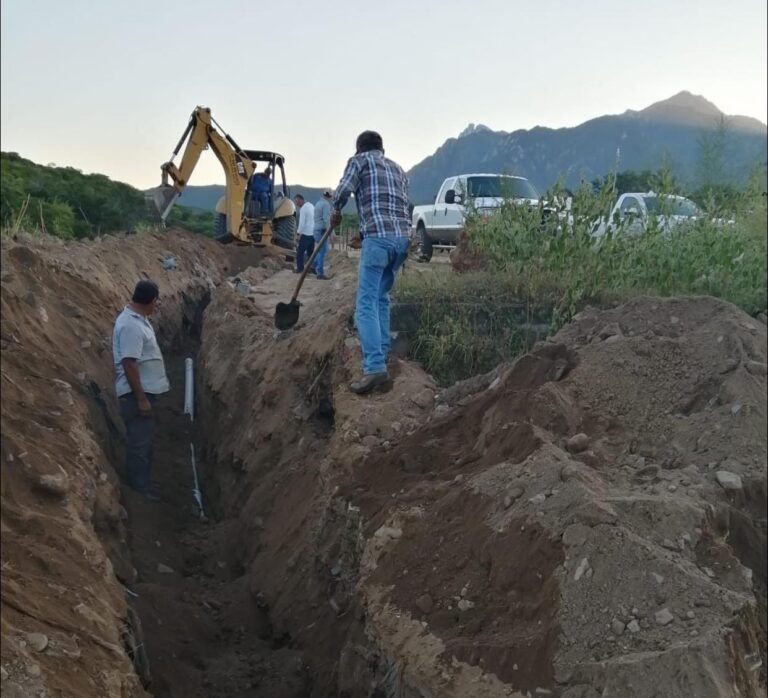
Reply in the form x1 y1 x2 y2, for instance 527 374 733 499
145 106 254 242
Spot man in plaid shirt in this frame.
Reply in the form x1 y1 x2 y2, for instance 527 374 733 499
331 131 411 394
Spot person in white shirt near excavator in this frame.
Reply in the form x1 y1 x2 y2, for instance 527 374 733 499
294 194 315 273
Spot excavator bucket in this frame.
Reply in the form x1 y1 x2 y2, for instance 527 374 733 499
144 185 179 222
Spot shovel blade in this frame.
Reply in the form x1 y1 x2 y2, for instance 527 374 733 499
274 300 300 330
144 185 180 221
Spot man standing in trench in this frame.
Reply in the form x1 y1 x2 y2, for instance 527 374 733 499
331 131 411 395
112 280 170 502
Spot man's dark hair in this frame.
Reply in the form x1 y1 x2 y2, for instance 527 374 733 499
132 280 159 305
356 130 383 154
294 193 305 201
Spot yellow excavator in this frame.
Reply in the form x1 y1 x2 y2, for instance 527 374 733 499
145 106 296 248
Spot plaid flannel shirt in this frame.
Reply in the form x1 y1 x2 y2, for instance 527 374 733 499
332 150 411 238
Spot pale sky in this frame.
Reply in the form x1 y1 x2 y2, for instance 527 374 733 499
2 0 766 190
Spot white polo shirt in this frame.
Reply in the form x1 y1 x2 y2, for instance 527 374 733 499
298 202 315 237
112 306 170 397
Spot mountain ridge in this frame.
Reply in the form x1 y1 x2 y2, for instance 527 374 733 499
404 91 766 203
165 92 767 209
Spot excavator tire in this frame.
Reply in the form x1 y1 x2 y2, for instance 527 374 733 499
272 215 297 250
213 213 233 244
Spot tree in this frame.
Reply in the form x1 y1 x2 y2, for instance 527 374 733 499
0 151 209 238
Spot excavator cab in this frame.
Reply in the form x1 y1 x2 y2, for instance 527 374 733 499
145 107 297 250
220 151 295 249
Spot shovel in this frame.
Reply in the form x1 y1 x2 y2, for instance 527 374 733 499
274 222 337 330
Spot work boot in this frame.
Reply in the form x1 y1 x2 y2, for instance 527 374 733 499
349 372 389 395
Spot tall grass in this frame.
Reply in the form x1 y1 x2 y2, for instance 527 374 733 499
395 271 552 385
394 175 767 385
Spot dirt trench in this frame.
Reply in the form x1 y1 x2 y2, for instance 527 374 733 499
2 231 767 698
123 355 310 698
0 231 323 697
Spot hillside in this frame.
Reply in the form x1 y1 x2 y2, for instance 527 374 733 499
0 152 213 238
406 91 767 203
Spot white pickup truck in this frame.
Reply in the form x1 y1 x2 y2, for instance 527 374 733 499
592 192 709 239
411 173 540 261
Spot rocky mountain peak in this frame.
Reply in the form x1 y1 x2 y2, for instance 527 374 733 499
458 123 493 138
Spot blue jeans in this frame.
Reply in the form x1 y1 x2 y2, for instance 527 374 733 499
296 235 315 272
355 236 410 375
119 392 158 491
258 192 271 216
312 228 329 276
249 191 271 217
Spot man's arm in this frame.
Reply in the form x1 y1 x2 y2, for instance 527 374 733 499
322 200 331 230
117 324 152 416
332 157 360 213
121 358 152 416
297 206 306 235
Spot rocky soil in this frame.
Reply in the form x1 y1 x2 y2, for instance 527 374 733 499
1 230 766 697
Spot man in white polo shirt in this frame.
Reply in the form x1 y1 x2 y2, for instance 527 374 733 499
112 280 170 502
294 193 315 273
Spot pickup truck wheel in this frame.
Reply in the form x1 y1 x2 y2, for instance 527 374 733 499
418 225 433 262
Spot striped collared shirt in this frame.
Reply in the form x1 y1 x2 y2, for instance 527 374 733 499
332 150 410 238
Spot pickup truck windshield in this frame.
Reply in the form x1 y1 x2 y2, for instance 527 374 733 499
466 176 539 200
643 196 701 217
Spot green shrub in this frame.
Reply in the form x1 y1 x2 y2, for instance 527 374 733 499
395 174 766 385
463 176 767 318
1 151 215 239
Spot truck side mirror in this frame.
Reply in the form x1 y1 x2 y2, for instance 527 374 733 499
445 189 460 204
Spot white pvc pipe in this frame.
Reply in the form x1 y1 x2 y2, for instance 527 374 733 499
183 357 194 420
190 443 204 519
183 357 204 518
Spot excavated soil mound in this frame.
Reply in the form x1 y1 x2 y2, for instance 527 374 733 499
344 297 766 697
199 287 766 696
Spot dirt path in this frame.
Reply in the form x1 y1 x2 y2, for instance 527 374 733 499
235 246 447 321
238 264 357 319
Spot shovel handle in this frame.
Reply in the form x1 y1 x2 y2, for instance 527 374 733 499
290 222 337 303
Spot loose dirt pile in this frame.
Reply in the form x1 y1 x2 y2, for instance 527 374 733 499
344 297 767 697
1 229 766 698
